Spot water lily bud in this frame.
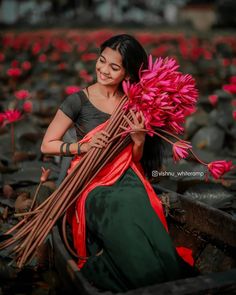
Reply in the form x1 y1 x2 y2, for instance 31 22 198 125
40 167 51 183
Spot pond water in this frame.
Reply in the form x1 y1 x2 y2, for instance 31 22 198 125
0 267 66 295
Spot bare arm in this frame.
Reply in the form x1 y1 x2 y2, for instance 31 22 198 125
41 109 81 155
132 141 145 162
41 109 110 156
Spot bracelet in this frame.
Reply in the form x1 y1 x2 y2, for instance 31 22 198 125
65 143 72 156
77 143 81 155
60 142 67 155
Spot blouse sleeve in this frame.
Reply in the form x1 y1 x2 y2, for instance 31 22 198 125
59 92 82 122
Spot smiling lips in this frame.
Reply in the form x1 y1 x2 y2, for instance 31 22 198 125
98 70 110 80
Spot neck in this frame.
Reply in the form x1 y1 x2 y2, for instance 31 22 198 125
96 83 121 99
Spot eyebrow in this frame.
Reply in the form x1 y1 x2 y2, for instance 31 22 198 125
100 54 122 68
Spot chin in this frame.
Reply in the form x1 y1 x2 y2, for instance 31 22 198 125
97 77 108 85
97 75 111 86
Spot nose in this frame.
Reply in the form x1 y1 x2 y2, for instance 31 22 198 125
100 63 109 75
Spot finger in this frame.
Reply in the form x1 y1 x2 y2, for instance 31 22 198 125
97 135 109 143
95 136 109 144
129 109 139 125
120 125 129 131
93 133 108 143
140 111 145 124
92 142 106 148
101 130 110 138
91 143 102 148
123 115 134 128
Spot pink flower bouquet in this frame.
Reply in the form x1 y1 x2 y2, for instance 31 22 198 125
122 55 234 180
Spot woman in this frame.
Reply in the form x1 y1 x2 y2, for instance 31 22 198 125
41 34 198 292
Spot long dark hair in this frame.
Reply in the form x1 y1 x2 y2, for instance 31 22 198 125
100 34 147 83
100 34 165 178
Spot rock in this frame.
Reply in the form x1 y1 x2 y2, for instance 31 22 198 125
2 184 15 198
209 107 234 130
2 161 59 186
13 151 37 163
183 182 234 208
0 257 17 279
0 133 13 161
191 126 225 152
14 118 43 141
192 108 209 126
0 196 15 208
214 89 233 101
14 192 32 213
185 116 200 139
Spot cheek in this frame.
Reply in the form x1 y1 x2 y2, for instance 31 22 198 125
96 60 102 70
114 71 126 81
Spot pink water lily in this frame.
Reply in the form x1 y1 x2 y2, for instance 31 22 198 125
172 140 192 162
0 113 5 126
65 86 80 95
7 67 22 78
233 110 236 121
223 84 236 94
38 54 47 63
207 160 234 179
21 61 32 71
123 55 198 135
0 53 5 62
40 167 51 183
208 94 218 106
3 109 22 124
3 109 22 163
230 76 236 84
23 101 33 113
81 53 97 61
15 89 30 100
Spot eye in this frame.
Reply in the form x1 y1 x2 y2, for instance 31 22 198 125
99 57 105 63
111 66 119 71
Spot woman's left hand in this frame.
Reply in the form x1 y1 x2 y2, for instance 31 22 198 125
123 110 146 145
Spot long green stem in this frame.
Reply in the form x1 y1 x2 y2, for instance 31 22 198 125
11 122 15 163
29 182 42 211
155 127 191 143
189 149 208 166
109 128 174 146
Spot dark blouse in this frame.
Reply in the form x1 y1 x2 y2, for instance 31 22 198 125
59 90 111 140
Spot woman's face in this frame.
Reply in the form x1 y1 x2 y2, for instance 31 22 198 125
96 47 127 87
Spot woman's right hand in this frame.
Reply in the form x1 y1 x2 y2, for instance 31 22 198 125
80 130 110 153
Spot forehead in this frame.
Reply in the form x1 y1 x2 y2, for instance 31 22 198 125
100 47 123 66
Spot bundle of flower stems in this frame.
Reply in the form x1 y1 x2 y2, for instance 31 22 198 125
0 95 134 268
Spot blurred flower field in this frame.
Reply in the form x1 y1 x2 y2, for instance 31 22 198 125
0 28 236 206
0 28 236 294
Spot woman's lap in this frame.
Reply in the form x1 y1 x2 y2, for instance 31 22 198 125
81 168 194 292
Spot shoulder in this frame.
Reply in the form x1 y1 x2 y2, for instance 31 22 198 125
61 91 85 107
59 91 83 121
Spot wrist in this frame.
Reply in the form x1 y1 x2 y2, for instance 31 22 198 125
70 143 78 155
133 140 144 148
80 142 90 153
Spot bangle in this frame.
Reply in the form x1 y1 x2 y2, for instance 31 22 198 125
65 143 71 156
77 143 81 155
60 142 67 155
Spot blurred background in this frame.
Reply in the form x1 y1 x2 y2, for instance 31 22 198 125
0 1 236 295
0 0 236 30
